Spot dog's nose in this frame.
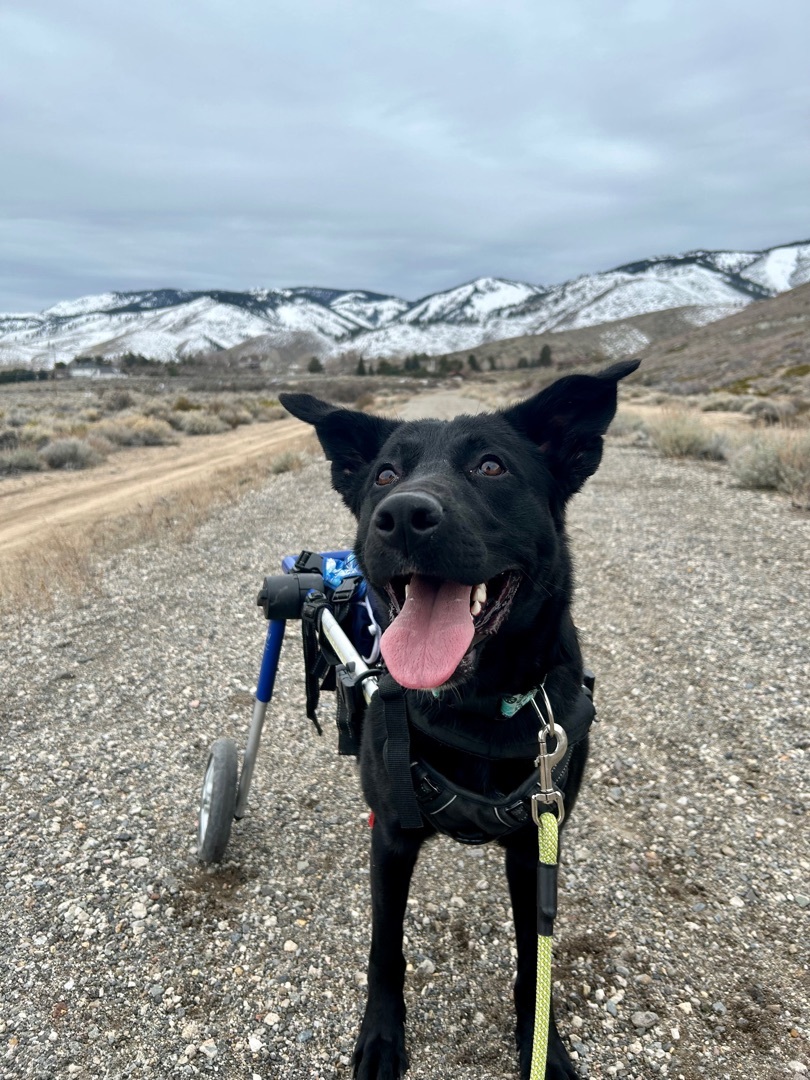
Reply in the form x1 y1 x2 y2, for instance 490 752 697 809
373 491 444 545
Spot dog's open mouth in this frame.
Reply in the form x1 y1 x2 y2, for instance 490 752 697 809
380 571 521 690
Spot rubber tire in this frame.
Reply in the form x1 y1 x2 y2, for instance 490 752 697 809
197 737 239 863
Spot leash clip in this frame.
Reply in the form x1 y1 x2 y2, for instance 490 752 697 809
532 723 568 825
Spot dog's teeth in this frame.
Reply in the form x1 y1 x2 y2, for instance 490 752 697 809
404 581 411 600
472 583 487 605
471 600 482 617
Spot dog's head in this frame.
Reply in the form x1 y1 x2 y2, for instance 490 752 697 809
280 360 638 692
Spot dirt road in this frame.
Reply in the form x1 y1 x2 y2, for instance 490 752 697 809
0 391 491 571
0 418 310 562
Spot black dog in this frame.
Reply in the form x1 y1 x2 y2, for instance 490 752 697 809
280 359 638 1080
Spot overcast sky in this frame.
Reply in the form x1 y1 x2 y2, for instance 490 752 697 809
2 0 809 313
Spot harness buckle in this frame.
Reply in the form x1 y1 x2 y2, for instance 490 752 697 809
532 723 568 825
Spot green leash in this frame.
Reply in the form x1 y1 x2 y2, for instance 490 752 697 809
528 690 566 1080
529 810 559 1080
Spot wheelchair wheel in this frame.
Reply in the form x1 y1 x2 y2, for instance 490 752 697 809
197 737 238 863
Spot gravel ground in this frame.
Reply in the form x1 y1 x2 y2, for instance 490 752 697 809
1 442 808 1080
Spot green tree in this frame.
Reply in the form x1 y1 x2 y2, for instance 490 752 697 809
467 354 480 372
517 357 528 369
356 357 367 376
308 356 324 374
539 344 552 367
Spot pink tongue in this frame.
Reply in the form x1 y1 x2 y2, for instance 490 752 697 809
380 575 474 690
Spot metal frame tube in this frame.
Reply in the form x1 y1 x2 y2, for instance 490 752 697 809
236 619 286 819
320 608 379 705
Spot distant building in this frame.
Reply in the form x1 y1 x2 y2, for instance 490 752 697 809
67 358 123 378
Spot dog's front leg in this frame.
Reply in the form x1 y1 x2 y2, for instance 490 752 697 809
505 837 577 1080
353 820 424 1080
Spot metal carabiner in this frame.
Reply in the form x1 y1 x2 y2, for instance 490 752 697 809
531 723 568 825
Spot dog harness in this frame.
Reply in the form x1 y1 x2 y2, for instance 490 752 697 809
378 674 595 843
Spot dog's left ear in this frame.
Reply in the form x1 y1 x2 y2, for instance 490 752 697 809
502 359 640 499
279 393 400 511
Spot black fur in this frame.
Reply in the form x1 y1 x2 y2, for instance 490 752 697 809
279 359 638 1079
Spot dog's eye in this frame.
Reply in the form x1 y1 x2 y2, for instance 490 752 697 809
376 467 399 486
477 458 506 477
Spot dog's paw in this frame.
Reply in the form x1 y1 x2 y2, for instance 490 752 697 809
545 1057 579 1080
352 1030 409 1080
517 1028 579 1080
518 1051 578 1080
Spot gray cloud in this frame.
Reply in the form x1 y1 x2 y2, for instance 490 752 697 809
2 0 809 311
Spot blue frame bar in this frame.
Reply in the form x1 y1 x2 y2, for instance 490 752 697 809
256 619 286 704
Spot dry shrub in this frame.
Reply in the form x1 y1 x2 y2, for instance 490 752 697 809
773 431 810 507
0 529 101 613
140 400 174 423
93 419 141 446
100 388 136 412
729 430 810 507
84 434 116 457
256 405 287 422
646 411 728 461
18 424 55 449
699 393 748 413
125 416 178 445
728 437 782 491
91 416 177 448
608 409 648 438
0 448 44 474
354 391 376 411
742 398 798 426
209 401 254 428
240 397 271 418
269 451 304 474
177 411 228 435
0 429 20 450
172 395 200 412
40 438 101 470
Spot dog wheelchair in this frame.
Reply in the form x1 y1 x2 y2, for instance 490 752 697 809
196 549 383 863
196 549 595 862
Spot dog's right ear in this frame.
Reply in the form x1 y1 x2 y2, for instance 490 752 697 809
279 393 400 511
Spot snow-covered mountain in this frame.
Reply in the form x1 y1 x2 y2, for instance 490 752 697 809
2 240 809 367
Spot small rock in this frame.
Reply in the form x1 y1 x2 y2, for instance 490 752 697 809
198 1039 217 1059
631 1011 659 1030
283 940 298 953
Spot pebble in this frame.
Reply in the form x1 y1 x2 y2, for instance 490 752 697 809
631 1012 659 1030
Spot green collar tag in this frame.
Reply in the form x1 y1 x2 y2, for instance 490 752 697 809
500 690 538 718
